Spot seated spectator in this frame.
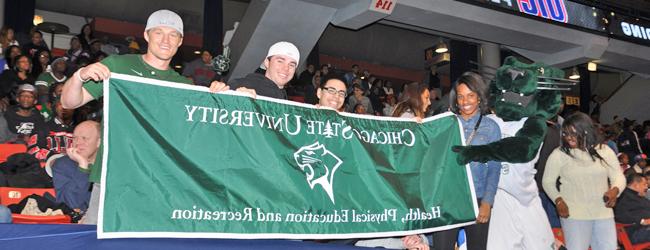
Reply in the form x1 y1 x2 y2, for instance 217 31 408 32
353 104 366 114
126 36 141 54
77 24 95 51
49 82 64 102
35 57 68 99
383 80 394 97
182 49 216 87
0 109 15 143
603 126 620 155
0 26 19 57
45 100 74 155
298 63 315 87
427 88 446 116
382 94 397 116
0 55 36 106
4 84 49 160
320 64 330 79
92 51 108 63
99 36 120 55
619 119 643 165
346 84 373 115
65 37 90 65
368 79 386 115
366 75 377 94
303 72 321 105
75 56 92 70
0 45 21 73
614 173 650 244
343 64 359 86
52 120 100 215
632 154 648 174
31 49 51 78
88 39 105 62
360 69 371 91
620 153 631 172
348 77 362 96
22 30 49 58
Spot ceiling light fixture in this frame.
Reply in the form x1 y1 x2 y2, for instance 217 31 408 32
33 15 43 26
435 41 448 53
587 62 597 72
569 67 580 80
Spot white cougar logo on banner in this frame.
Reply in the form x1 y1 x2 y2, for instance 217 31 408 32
293 142 342 204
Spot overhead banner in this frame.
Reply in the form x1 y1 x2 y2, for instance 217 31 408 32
458 0 608 32
609 16 650 46
97 73 477 239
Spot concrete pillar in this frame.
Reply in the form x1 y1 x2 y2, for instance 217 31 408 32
226 0 392 80
0 0 5 28
479 42 500 81
226 0 337 80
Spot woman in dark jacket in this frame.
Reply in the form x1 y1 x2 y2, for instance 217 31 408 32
0 55 35 103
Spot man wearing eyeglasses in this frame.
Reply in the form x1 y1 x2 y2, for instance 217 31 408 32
316 76 347 111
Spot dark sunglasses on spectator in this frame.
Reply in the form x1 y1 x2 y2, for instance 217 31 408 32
321 86 346 97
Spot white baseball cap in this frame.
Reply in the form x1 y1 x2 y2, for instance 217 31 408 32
145 9 184 36
265 41 300 66
17 84 37 94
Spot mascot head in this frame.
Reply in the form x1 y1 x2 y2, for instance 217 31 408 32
489 56 566 122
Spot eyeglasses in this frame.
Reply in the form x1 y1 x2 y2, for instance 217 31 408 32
561 131 579 137
321 86 346 97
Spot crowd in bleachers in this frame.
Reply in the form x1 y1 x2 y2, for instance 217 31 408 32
0 23 128 224
0 10 650 249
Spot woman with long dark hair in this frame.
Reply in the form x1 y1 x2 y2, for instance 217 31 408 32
543 112 625 250
368 78 386 115
0 55 35 105
0 45 21 73
391 82 430 120
31 49 51 78
0 26 19 57
77 24 95 50
431 71 501 250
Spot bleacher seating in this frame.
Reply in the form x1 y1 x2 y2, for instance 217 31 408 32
616 223 650 250
0 144 27 163
0 187 71 224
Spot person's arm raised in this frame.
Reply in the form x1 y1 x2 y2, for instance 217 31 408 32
61 62 110 109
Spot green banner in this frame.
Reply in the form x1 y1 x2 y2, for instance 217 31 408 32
98 73 478 239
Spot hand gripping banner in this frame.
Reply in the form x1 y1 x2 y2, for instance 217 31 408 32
97 73 478 239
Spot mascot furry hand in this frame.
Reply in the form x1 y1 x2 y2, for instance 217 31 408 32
453 56 564 164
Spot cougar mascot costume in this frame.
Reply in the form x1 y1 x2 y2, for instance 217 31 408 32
454 56 565 250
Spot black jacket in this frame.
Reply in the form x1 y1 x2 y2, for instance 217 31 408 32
619 129 642 156
614 188 650 237
0 153 52 188
229 73 287 100
0 70 35 100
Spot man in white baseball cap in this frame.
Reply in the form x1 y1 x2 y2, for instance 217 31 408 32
227 41 300 99
61 9 230 225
